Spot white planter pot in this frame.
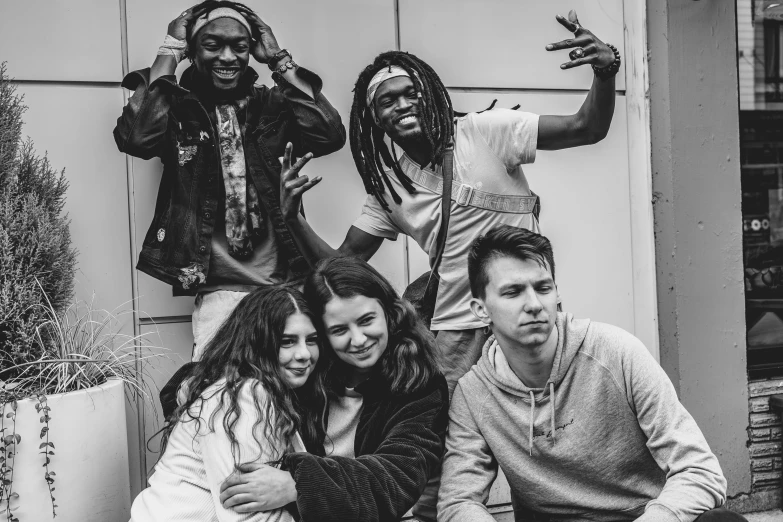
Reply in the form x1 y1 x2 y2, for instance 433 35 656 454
1 378 131 522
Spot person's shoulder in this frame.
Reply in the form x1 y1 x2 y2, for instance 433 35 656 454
454 364 488 400
583 320 653 364
195 378 267 411
460 108 539 132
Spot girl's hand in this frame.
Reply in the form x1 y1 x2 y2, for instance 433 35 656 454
219 461 297 513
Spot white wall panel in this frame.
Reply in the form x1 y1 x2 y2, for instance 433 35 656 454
18 84 135 317
409 91 635 334
0 1 122 81
399 0 625 91
138 322 194 480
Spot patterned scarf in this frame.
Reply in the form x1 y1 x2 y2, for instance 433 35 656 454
215 103 264 259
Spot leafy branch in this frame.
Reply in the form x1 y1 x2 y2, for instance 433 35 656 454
35 396 55 518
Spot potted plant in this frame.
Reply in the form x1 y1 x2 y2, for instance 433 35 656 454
0 63 159 522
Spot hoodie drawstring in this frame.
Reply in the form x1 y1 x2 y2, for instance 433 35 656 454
529 385 557 457
528 390 535 457
550 382 556 444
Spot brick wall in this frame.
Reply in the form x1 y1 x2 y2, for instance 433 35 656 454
748 379 783 492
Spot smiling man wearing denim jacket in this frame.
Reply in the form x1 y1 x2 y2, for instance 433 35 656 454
114 1 345 359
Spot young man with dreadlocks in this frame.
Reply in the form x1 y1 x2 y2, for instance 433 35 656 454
282 9 616 393
114 1 345 360
277 11 616 519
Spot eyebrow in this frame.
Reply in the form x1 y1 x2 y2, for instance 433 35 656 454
199 34 249 43
498 277 554 291
377 85 416 102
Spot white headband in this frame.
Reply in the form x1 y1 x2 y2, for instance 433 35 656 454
190 7 252 39
366 65 411 107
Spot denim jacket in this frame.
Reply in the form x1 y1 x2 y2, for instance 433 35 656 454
114 65 345 294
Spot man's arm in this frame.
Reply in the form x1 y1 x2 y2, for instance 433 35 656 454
437 383 498 522
235 6 346 157
537 10 617 150
622 334 727 522
278 144 385 265
220 375 449 522
114 9 205 159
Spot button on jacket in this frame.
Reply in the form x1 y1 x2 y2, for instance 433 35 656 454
113 65 346 294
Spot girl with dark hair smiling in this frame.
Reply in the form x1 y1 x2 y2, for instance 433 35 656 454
130 286 328 522
219 256 449 522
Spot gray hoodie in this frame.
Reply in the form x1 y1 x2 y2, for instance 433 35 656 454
438 313 726 522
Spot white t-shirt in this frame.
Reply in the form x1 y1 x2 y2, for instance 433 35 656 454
325 387 364 458
353 109 541 330
131 379 303 522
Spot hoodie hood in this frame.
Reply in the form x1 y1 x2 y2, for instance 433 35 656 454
475 312 591 395
474 311 590 455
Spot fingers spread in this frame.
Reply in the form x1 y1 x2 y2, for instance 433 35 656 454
291 152 313 173
555 14 578 33
546 35 591 51
581 43 598 55
561 55 597 70
285 176 310 191
291 177 322 197
281 142 294 171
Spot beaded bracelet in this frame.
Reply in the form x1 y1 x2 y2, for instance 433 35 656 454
592 43 621 80
268 49 291 71
275 59 298 75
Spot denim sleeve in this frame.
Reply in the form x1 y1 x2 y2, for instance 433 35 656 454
272 67 346 158
113 68 181 160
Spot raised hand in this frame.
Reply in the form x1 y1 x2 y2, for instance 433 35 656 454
279 142 320 223
232 5 282 63
545 10 615 70
166 5 207 41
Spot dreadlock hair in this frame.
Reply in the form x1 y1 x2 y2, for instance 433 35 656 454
184 0 255 61
350 51 454 211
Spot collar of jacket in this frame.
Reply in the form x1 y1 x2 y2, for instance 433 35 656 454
352 369 394 399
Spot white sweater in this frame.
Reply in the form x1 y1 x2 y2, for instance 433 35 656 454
130 379 303 522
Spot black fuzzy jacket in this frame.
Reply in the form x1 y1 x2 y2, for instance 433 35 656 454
159 366 449 522
285 372 449 522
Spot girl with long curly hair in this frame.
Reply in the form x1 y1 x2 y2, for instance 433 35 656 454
218 257 449 521
130 286 328 522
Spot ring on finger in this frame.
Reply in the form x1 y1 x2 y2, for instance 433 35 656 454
569 47 586 60
181 11 188 17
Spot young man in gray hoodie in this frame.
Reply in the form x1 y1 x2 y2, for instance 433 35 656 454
437 225 746 522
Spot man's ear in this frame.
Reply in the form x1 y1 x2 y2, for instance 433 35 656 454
470 297 492 326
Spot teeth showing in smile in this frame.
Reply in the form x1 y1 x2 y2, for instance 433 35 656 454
351 345 373 355
214 68 238 79
397 115 417 125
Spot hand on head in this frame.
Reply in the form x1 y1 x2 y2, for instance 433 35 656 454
545 9 617 70
167 5 209 40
